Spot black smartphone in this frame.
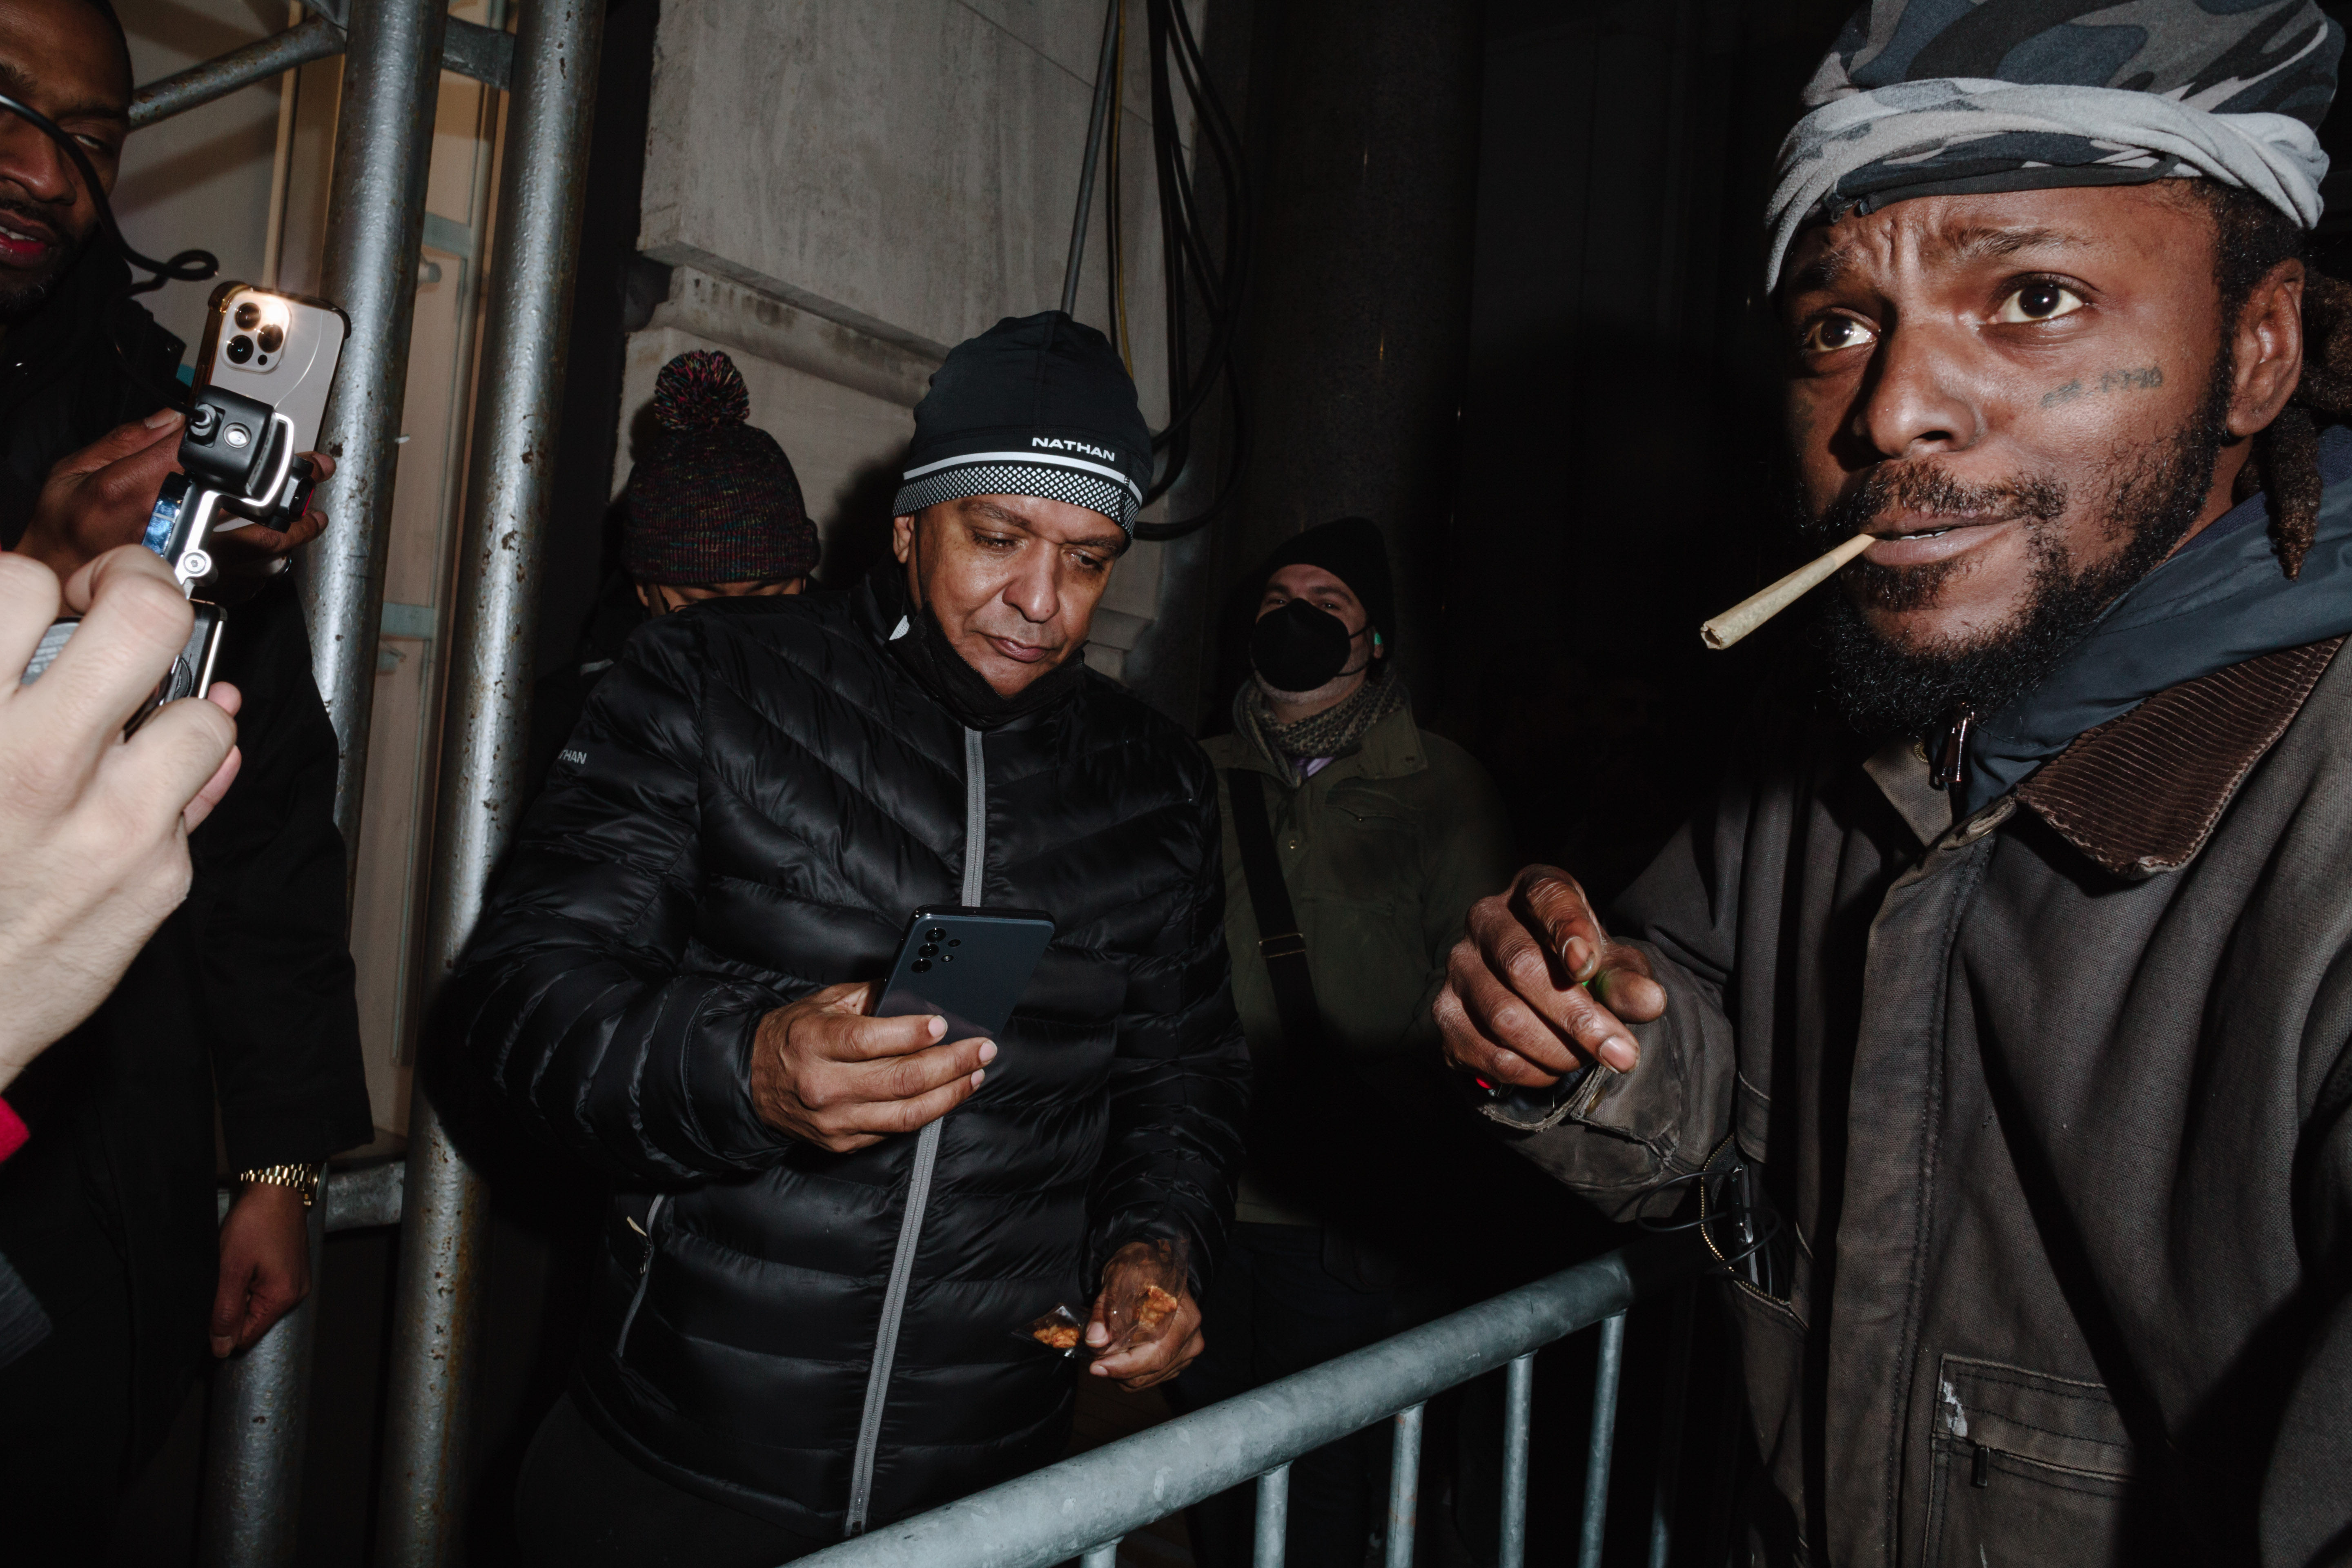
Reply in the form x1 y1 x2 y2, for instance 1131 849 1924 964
876 906 1056 1043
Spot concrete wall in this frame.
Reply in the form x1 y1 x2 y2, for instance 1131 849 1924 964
116 0 290 351
622 0 1198 681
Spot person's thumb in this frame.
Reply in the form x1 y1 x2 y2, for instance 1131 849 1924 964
209 1266 247 1357
52 410 183 482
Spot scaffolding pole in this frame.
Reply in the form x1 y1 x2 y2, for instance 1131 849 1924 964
196 1177 329 1568
196 0 448 1557
374 0 606 1556
296 0 450 886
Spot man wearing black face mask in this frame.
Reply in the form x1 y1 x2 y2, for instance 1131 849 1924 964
1176 518 1515 1568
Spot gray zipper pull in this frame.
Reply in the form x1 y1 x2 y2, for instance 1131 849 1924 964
615 1195 668 1357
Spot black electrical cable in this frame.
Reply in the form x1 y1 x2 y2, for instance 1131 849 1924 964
0 90 217 412
1125 0 1252 542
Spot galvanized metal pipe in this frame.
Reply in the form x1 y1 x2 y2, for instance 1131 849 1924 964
129 17 344 129
1385 1403 1423 1568
1499 1352 1534 1568
131 16 514 133
1058 0 1123 316
796 1235 1708 1568
1578 1312 1629 1568
1253 1465 1290 1568
323 1158 404 1232
1078 1545 1119 1568
195 1175 329 1568
200 0 446 1555
1648 1286 1696 1568
294 0 449 888
374 0 606 1558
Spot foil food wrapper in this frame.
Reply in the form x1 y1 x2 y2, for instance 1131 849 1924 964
1019 1303 1086 1357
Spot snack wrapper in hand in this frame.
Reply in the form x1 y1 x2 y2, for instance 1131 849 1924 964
1091 1237 1189 1359
1020 1303 1086 1357
1020 1291 1178 1359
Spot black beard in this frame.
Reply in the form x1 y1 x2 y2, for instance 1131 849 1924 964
1809 356 2233 742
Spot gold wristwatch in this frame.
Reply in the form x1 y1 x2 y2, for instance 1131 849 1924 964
238 1161 324 1208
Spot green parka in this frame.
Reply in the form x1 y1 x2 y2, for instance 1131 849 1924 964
1203 702 1516 1228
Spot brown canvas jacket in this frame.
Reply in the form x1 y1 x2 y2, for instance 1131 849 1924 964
1492 637 2352 1568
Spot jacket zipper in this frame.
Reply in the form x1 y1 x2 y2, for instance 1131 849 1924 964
615 1193 669 1359
844 724 987 1536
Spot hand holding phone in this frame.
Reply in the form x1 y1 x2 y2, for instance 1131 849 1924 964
748 907 1054 1154
748 981 996 1154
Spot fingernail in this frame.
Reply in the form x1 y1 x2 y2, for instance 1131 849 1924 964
147 407 184 429
211 1336 232 1357
1600 1036 1637 1072
978 1040 998 1064
1563 936 1593 976
969 1068 986 1089
927 1017 946 1038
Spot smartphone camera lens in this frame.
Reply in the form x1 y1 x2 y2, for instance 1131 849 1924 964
925 927 945 941
919 944 938 958
256 324 284 354
234 300 261 330
911 959 931 973
225 335 254 365
947 939 961 947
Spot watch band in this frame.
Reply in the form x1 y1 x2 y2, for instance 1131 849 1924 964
238 1160 323 1208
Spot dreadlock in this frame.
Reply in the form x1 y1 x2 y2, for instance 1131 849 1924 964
2194 180 2352 579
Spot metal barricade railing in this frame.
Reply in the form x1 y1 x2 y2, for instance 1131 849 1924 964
799 1232 1715 1568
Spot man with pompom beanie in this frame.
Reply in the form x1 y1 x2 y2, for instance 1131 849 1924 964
624 347 817 608
460 311 1245 1561
528 348 816 796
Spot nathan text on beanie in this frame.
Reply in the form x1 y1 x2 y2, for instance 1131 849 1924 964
893 310 1152 534
625 349 818 585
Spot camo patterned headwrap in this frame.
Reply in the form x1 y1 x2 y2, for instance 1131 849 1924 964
1765 1 2343 292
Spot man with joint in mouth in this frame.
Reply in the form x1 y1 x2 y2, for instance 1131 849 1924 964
1439 3 2352 1563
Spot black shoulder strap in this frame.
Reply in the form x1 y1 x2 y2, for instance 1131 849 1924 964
1226 768 1324 1057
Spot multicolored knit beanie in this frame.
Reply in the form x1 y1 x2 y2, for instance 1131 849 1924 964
624 349 817 585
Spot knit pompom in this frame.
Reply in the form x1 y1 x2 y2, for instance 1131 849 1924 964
651 349 751 434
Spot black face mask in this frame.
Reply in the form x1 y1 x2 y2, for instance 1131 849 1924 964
872 564 1085 731
1249 598 1361 694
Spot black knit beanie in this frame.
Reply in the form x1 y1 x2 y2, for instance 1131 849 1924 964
624 350 817 585
1257 517 1397 648
892 310 1151 534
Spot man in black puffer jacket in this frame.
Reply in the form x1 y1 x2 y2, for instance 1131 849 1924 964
458 311 1248 1566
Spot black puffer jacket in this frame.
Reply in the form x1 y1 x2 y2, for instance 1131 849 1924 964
454 579 1247 1534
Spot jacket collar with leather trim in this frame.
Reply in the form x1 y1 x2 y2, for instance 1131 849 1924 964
2012 636 2345 878
1860 636 2344 877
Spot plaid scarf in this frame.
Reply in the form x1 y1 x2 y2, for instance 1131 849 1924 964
1235 664 1409 779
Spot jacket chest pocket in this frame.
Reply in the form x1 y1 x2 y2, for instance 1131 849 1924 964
1311 793 1417 907
1923 1356 2138 1568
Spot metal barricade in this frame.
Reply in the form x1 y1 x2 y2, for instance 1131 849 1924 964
796 1232 1713 1568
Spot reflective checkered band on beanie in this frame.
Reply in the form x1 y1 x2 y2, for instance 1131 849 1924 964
891 456 1140 532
